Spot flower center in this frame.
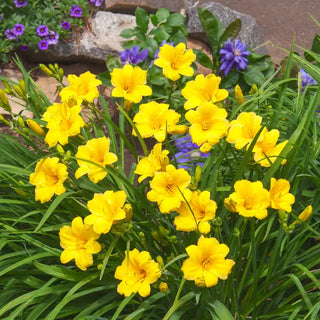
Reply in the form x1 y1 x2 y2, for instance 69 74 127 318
135 268 146 281
202 122 211 131
166 184 176 195
201 258 212 270
234 49 241 56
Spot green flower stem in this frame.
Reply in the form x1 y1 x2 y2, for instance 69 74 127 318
249 218 257 317
119 108 125 173
99 235 120 280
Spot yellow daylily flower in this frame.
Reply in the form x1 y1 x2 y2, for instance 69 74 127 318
29 157 68 203
174 190 217 234
133 101 188 142
224 180 270 219
42 101 85 147
114 248 161 297
85 190 127 234
75 137 118 183
59 71 102 104
154 43 196 81
134 143 169 183
226 112 266 151
185 102 229 152
59 216 101 271
110 64 152 103
254 129 288 167
269 178 295 212
181 235 235 287
181 74 229 110
147 164 191 213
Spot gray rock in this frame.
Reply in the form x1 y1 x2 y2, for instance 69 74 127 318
186 1 267 54
25 11 136 63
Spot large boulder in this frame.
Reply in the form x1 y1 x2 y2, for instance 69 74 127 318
186 1 266 54
24 11 136 63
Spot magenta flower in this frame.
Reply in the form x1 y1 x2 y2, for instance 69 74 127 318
70 5 82 18
46 31 59 45
14 0 28 7
61 21 71 29
13 24 25 36
219 39 250 76
38 40 49 51
37 25 49 37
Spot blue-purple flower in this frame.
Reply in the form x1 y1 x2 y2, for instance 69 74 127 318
13 24 25 36
37 25 49 37
219 39 250 76
88 0 103 6
4 29 18 40
20 44 28 51
38 40 49 51
300 69 317 88
14 0 28 7
46 31 59 45
61 21 71 29
174 133 209 170
70 5 82 18
119 46 148 65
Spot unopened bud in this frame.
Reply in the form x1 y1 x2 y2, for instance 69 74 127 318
294 205 312 225
13 84 25 99
17 116 25 128
249 84 258 95
39 64 54 76
159 282 168 293
19 79 26 94
0 114 10 126
235 84 245 104
124 203 133 220
27 119 45 136
0 89 11 112
56 144 65 156
2 81 12 93
156 256 164 268
200 143 212 153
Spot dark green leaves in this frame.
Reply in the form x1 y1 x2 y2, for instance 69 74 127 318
135 7 149 33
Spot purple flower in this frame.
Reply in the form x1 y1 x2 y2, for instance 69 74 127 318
13 23 25 36
119 46 148 65
38 40 49 51
70 5 82 18
173 133 209 169
87 0 103 6
0 15 2 21
300 69 317 88
14 0 28 8
46 31 59 45
219 39 251 76
37 25 49 37
4 29 18 40
20 44 28 51
61 21 71 29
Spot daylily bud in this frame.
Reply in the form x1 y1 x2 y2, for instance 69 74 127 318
19 79 26 94
159 282 168 293
13 84 26 99
39 64 54 76
56 144 65 156
17 116 25 128
0 89 11 112
2 81 13 93
27 119 45 136
123 203 133 220
0 114 10 126
249 84 258 95
156 256 164 268
199 143 212 153
235 84 245 104
294 205 312 225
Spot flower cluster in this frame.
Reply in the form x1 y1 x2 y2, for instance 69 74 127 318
22 36 313 306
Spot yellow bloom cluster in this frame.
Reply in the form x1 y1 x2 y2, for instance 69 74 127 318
224 178 295 219
227 112 288 167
